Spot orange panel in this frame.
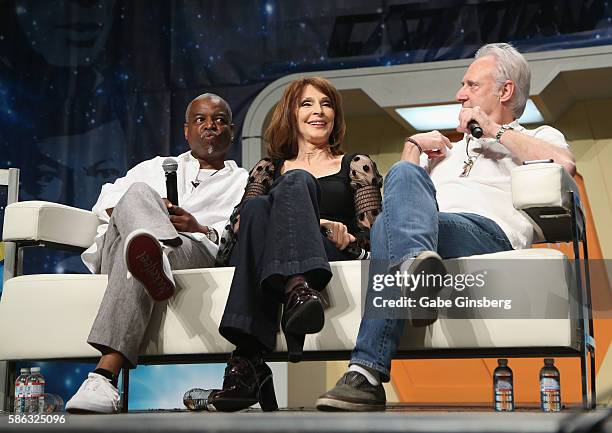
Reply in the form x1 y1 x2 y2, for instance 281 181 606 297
391 358 582 404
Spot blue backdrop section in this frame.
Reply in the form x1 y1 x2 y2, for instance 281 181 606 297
16 361 226 410
128 364 226 410
2 0 612 410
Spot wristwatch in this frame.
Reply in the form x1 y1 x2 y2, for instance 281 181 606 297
204 226 219 245
495 124 514 142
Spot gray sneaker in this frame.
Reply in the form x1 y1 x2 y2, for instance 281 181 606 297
316 371 386 411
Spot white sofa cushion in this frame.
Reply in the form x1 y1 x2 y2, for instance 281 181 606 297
0 250 577 361
2 201 101 249
511 163 575 211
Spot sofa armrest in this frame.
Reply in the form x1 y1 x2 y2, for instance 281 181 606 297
2 201 102 250
512 163 584 243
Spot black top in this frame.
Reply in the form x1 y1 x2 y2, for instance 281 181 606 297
216 153 383 265
315 154 358 236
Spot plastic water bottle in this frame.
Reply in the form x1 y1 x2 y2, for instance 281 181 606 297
183 388 217 411
493 359 514 411
26 367 45 414
42 393 65 413
540 358 561 412
14 368 30 414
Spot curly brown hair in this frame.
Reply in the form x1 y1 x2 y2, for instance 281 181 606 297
265 76 346 160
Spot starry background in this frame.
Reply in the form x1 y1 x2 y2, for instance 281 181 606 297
1 0 612 410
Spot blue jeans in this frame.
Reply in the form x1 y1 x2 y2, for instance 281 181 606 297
350 161 513 382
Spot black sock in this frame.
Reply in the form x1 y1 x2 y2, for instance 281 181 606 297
93 368 119 388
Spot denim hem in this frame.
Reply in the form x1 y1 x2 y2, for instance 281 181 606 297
388 250 427 269
260 256 332 288
349 358 391 383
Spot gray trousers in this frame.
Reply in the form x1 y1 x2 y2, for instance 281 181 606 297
87 182 215 368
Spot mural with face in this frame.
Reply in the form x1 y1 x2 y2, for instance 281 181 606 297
15 0 115 67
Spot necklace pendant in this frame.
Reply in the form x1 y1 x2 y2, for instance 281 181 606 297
460 159 474 177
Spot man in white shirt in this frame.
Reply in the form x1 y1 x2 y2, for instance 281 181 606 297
317 43 576 411
66 93 248 414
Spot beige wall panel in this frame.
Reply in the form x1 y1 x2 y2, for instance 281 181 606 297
553 101 612 258
287 361 328 408
555 102 592 141
585 100 612 139
574 141 612 259
343 114 407 175
591 138 612 259
287 360 399 406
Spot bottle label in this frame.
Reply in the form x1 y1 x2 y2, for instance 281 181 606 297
29 384 44 397
495 379 513 390
15 384 25 398
494 379 514 411
540 377 560 392
540 377 561 412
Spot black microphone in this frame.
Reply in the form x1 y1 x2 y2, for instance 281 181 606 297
321 227 371 260
468 120 483 138
346 244 371 260
162 157 179 206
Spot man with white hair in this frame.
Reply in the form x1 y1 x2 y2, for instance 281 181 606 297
316 43 575 411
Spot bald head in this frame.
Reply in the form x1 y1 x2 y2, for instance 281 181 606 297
185 93 232 123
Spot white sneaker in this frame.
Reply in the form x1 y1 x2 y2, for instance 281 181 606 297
124 229 176 302
65 373 121 414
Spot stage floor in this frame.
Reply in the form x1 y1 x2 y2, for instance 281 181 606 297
1 406 611 433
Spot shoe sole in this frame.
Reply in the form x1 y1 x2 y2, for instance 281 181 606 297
209 397 257 412
404 251 447 327
66 401 120 414
283 298 325 334
125 231 175 302
66 407 119 414
315 397 385 412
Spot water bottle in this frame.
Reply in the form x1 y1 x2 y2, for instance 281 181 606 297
26 367 45 414
183 388 217 411
42 393 65 413
14 368 30 414
493 359 514 412
540 358 561 412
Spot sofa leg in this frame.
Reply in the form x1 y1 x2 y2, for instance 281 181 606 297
589 349 597 409
2 361 16 413
121 369 129 413
580 345 598 409
580 351 588 409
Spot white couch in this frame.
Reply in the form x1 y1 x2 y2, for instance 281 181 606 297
0 162 595 408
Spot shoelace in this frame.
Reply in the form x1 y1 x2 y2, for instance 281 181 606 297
288 286 320 306
344 371 367 387
83 376 120 403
